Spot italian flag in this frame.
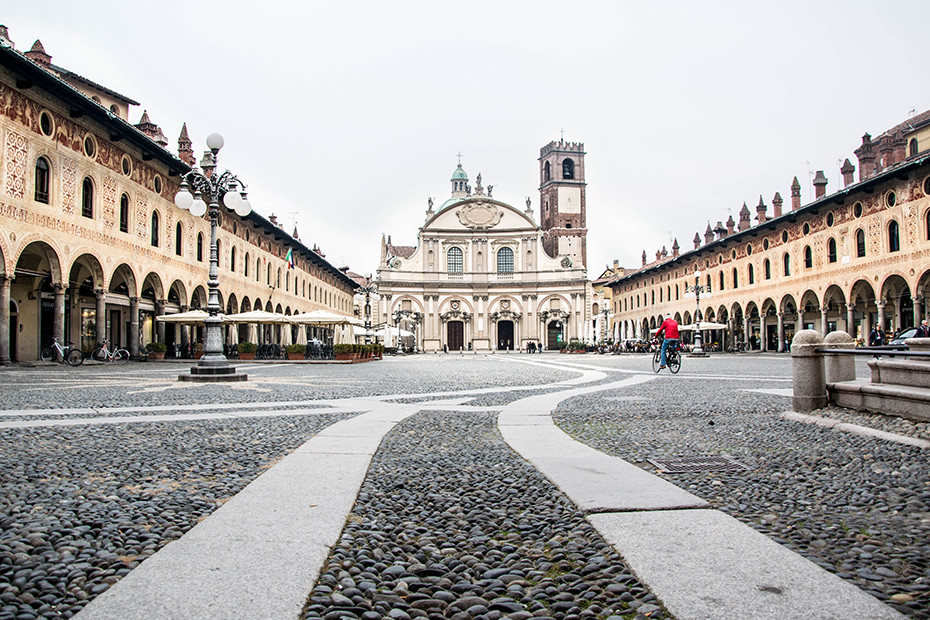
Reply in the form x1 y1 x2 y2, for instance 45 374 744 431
286 248 295 269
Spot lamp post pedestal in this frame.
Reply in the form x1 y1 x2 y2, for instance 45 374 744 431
688 272 709 358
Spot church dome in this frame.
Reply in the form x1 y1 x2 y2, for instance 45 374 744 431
451 163 468 180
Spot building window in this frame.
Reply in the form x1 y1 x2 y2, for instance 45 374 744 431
781 230 789 243
39 111 54 136
84 135 96 158
764 259 771 280
926 209 930 240
197 232 204 262
150 211 159 246
804 245 812 268
856 229 866 257
497 247 514 273
447 247 463 273
119 193 129 232
231 246 237 271
783 253 791 276
748 264 755 284
175 222 182 256
544 161 551 182
81 177 94 218
854 202 863 218
826 212 835 227
718 272 724 291
888 220 900 252
910 138 919 157
35 157 50 204
256 257 261 281
732 267 738 289
245 253 250 277
562 158 575 179
886 191 896 207
121 155 132 177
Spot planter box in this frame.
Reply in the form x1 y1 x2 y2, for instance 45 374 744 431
335 353 353 361
238 352 255 360
148 352 165 360
287 352 303 360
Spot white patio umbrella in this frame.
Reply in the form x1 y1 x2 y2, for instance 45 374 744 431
223 310 290 324
289 310 363 326
247 323 258 344
281 324 292 347
296 325 307 345
375 326 414 338
155 309 209 324
679 322 729 331
227 325 238 346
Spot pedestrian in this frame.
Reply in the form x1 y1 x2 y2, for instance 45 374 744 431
868 323 885 346
918 319 930 338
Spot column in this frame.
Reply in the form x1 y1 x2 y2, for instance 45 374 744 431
180 305 190 356
876 300 886 332
777 312 785 353
820 306 829 337
0 276 10 365
95 289 107 347
129 297 140 357
742 316 750 349
53 284 65 346
846 303 855 339
912 295 921 327
155 299 166 344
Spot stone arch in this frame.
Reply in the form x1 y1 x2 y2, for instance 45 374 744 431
167 279 187 307
15 239 64 288
394 295 426 315
140 271 165 304
109 263 137 297
226 293 239 315
240 297 253 312
190 286 207 309
880 273 914 331
68 253 106 292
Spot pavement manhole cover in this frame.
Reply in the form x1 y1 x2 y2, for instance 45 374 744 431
647 455 749 473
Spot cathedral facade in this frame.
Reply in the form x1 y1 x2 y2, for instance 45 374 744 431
375 141 591 352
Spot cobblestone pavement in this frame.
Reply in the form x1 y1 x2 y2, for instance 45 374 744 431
0 353 926 619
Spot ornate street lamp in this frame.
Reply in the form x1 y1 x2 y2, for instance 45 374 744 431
174 133 252 382
356 276 377 345
600 306 611 343
685 269 711 357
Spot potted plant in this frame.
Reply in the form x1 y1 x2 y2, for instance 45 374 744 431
146 341 167 360
286 343 306 360
334 343 353 361
238 341 256 360
557 340 568 353
374 343 383 359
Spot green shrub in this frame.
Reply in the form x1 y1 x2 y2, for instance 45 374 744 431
146 341 167 353
333 343 353 354
238 341 257 354
285 344 306 354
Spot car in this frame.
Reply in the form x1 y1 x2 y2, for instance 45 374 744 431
890 327 919 346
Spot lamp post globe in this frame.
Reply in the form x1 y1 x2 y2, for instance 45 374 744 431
173 134 252 382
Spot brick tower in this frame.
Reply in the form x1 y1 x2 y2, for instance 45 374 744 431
539 140 587 268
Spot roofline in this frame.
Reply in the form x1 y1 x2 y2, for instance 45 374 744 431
1 44 188 176
49 62 140 105
609 152 930 286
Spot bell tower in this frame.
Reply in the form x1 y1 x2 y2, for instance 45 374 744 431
539 139 587 268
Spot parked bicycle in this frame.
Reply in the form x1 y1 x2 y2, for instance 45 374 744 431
652 341 681 373
90 339 130 364
40 337 85 366
726 341 747 353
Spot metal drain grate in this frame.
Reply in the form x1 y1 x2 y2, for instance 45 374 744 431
648 455 749 473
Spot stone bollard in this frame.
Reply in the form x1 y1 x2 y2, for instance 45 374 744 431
791 329 826 412
905 337 930 359
823 331 856 383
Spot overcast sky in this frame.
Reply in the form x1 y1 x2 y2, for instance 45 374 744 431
6 2 930 277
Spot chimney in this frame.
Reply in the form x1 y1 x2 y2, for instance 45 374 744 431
738 202 751 231
704 223 714 246
855 133 876 181
755 195 767 224
655 250 663 262
0 25 14 48
612 259 619 271
840 158 855 188
25 40 51 67
177 123 195 166
269 213 278 226
671 238 680 257
812 170 828 199
772 192 783 218
641 251 647 267
661 246 668 258
726 215 736 235
714 221 727 240
693 232 701 250
790 177 801 211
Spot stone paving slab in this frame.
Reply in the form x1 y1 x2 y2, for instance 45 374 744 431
75 404 419 620
588 509 905 620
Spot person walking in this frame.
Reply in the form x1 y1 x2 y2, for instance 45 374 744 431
869 323 885 346
655 313 680 370
917 319 930 338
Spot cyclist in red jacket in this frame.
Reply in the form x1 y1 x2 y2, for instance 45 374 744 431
656 314 680 369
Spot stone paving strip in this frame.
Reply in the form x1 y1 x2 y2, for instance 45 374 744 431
781 411 930 449
498 358 905 620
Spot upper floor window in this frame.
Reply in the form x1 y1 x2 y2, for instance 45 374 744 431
230 246 237 271
926 209 930 240
197 232 204 262
544 161 551 182
748 264 755 284
804 245 813 268
718 272 724 291
732 267 738 289
245 253 250 277
119 194 130 233
910 138 919 157
856 229 866 257
562 158 575 179
447 247 463 273
888 220 900 252
150 211 159 246
827 238 837 263
763 259 771 280
175 222 183 256
35 157 50 204
783 253 791 276
497 247 514 273
81 177 94 218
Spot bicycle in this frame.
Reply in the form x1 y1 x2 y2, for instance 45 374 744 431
652 341 681 374
40 337 85 366
90 339 130 364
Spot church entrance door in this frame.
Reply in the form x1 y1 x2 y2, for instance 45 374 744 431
497 321 514 350
447 321 464 351
547 321 563 350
